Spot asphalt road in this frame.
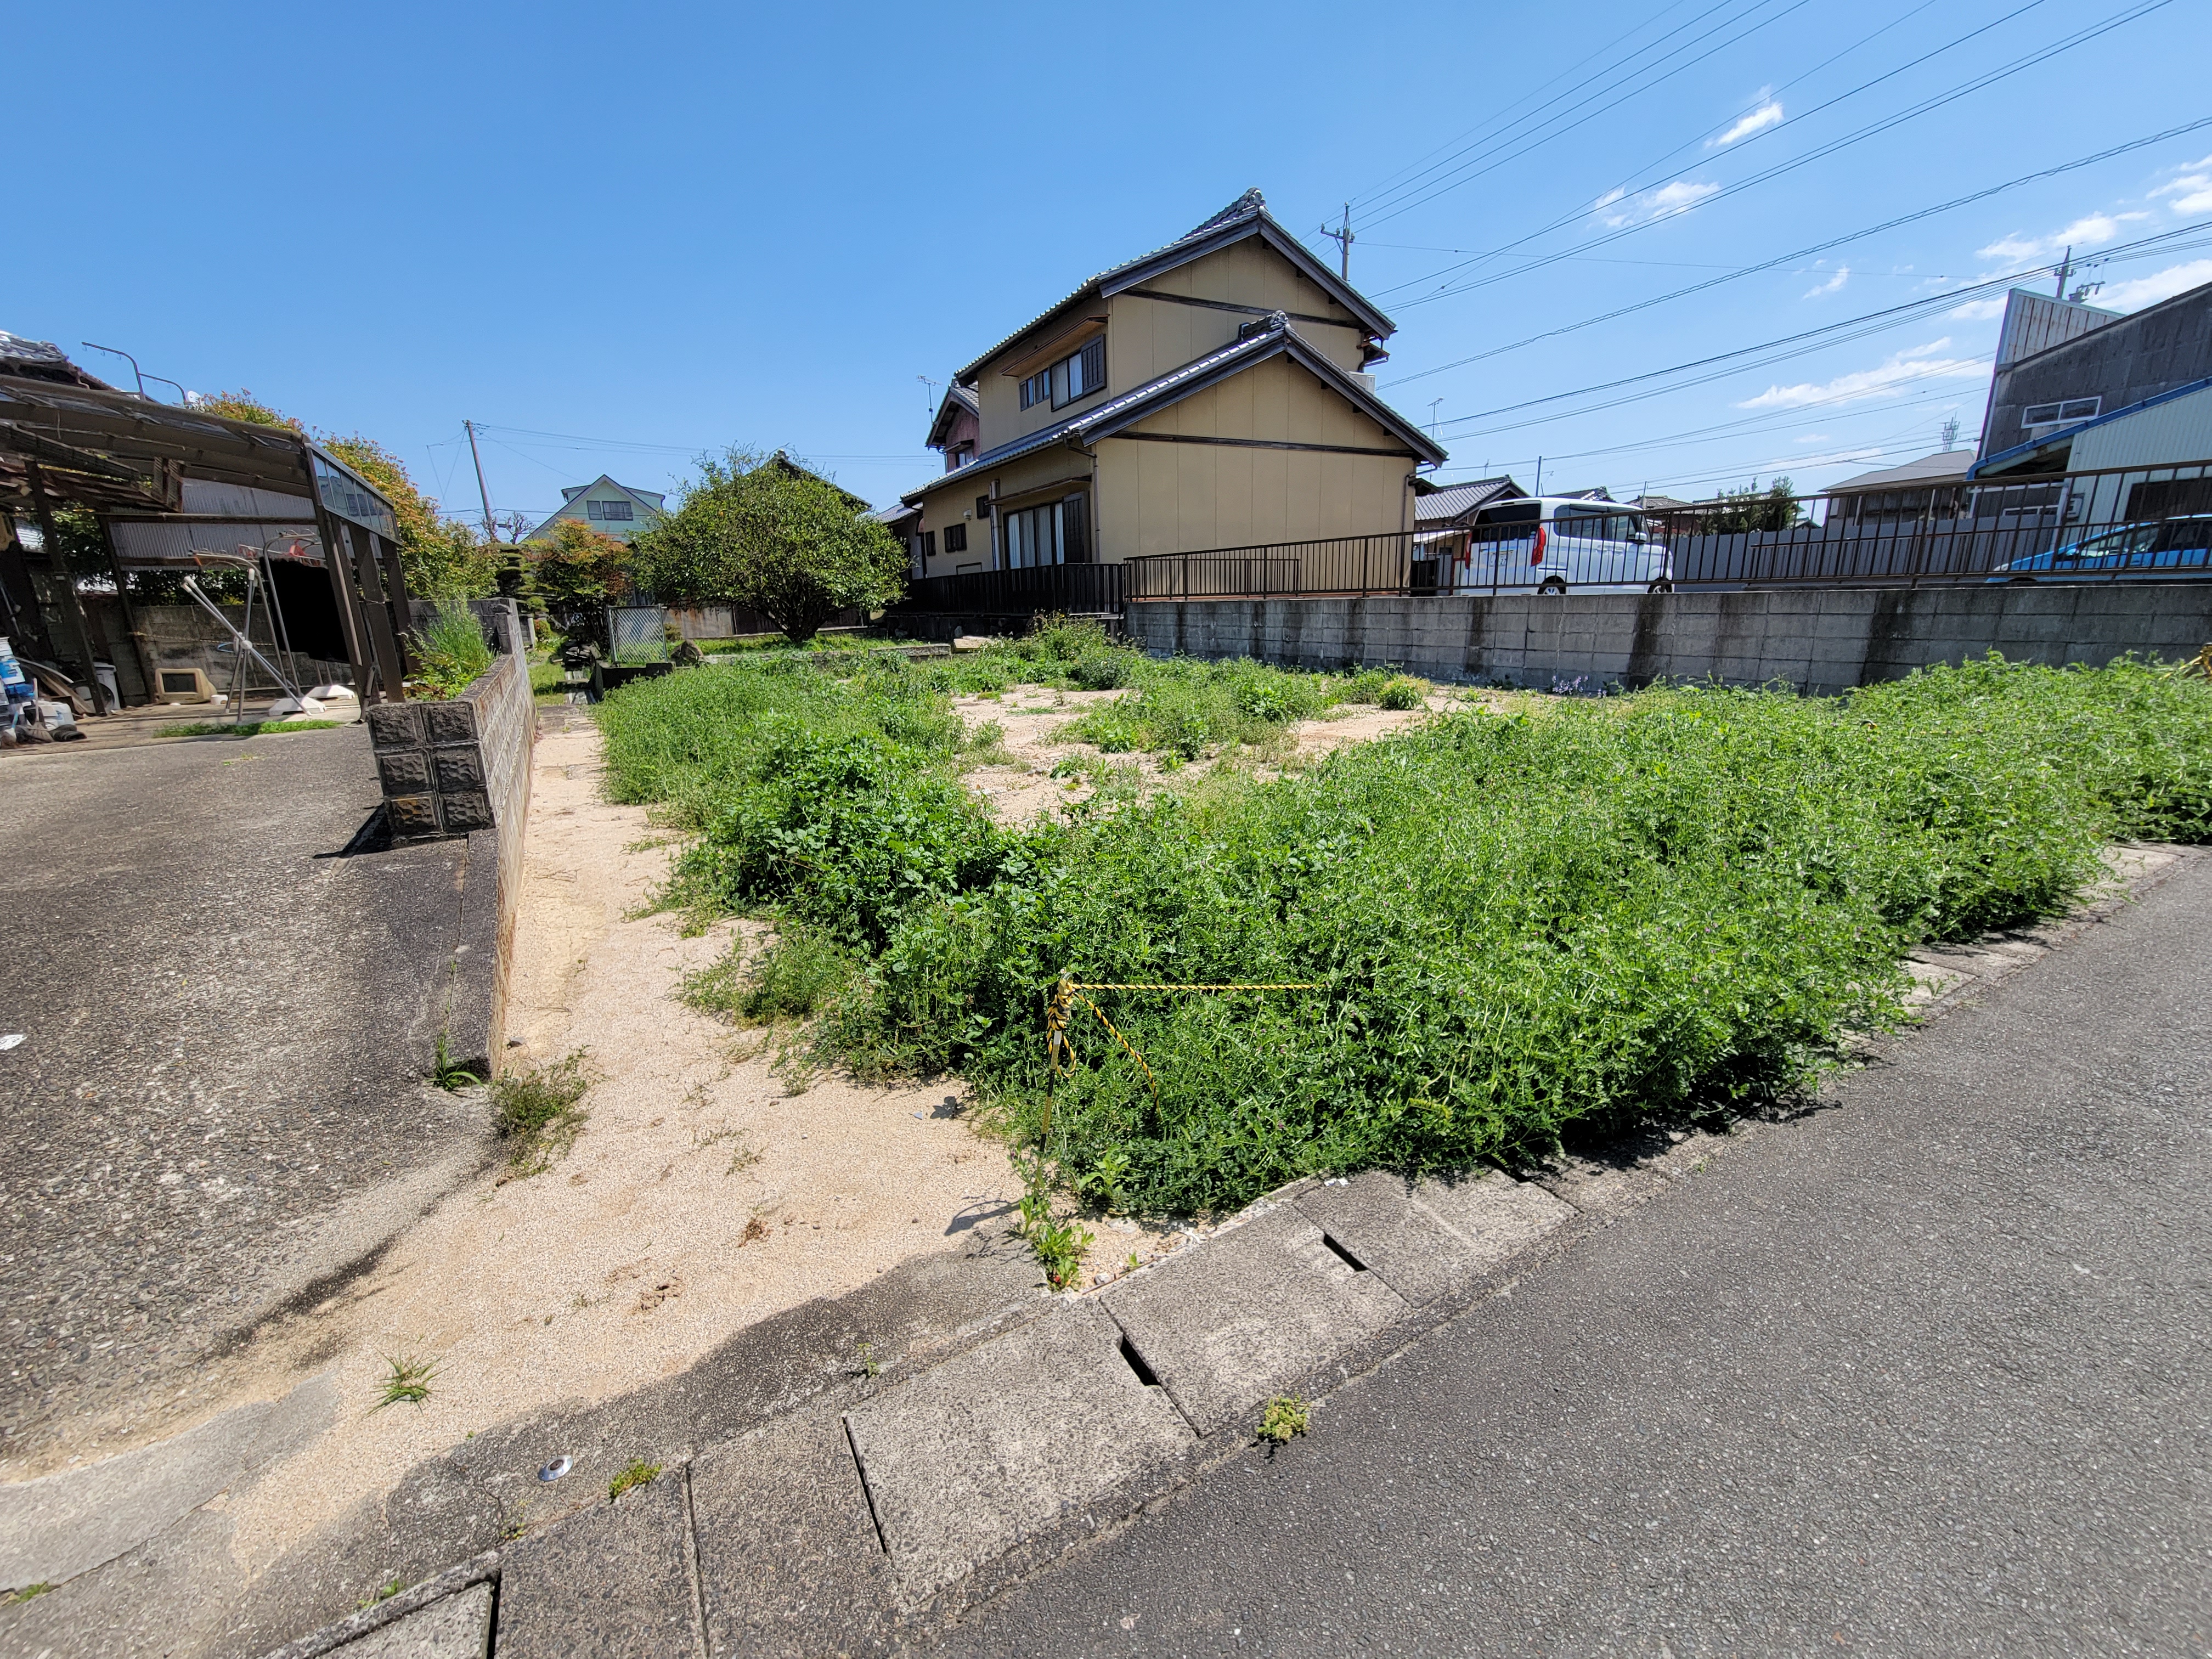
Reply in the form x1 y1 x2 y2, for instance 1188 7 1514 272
935 854 2212 1657
0 727 487 1461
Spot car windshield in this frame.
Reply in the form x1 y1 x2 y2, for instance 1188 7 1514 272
2152 517 2212 553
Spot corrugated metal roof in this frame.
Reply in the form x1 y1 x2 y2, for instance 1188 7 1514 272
1972 374 2212 477
1828 449 1974 493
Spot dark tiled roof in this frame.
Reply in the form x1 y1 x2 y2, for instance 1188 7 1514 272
906 314 1446 504
952 190 1395 383
1413 475 1522 524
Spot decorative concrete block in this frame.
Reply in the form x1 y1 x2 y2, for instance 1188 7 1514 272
422 701 479 745
439 792 494 833
376 751 431 793
387 795 441 837
366 703 423 749
432 748 487 792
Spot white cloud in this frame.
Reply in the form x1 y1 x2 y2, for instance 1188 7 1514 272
1976 212 2147 264
2151 155 2212 215
1949 296 2008 320
1803 264 1849 298
1711 98 1782 147
1735 340 1989 410
1594 178 1721 228
2095 258 2212 311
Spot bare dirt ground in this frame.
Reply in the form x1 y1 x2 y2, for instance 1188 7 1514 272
168 718 1025 1575
950 682 1452 827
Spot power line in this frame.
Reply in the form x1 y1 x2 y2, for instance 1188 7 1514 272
1389 0 2179 312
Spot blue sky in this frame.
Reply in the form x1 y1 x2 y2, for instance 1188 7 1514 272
12 0 2211 518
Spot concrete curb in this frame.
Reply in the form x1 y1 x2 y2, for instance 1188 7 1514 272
252 845 2197 1659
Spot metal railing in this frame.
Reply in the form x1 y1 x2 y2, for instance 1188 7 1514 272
1125 532 1416 600
890 562 1124 616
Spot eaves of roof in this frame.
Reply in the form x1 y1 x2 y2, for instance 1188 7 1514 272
904 314 1446 505
926 382 981 448
1967 373 2212 479
951 192 1396 384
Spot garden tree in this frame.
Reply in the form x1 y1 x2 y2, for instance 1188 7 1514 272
632 449 905 643
524 519 635 652
195 391 495 599
1699 477 1802 534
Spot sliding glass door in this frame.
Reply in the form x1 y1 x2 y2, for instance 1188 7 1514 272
1001 493 1090 568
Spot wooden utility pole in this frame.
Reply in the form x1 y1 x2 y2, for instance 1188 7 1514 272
1322 204 1354 283
464 419 497 543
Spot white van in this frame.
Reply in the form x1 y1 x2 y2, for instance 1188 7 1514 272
1447 498 1674 595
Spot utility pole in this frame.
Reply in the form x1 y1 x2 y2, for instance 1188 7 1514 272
1321 204 1355 283
2053 246 2073 302
464 419 497 544
1941 415 1961 450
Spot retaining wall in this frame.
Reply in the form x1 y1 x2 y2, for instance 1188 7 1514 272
364 646 537 1070
1124 583 2212 692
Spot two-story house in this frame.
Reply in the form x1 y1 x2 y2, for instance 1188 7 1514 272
527 475 668 544
900 190 1446 578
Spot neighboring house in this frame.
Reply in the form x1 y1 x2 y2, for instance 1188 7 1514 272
1410 473 1525 568
1976 280 2211 472
898 189 1447 579
927 383 981 472
1824 450 1974 528
1970 377 2212 523
528 475 668 543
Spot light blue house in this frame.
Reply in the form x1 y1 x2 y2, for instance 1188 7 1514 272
527 475 667 543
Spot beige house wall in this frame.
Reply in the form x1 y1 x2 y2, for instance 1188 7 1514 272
912 445 1096 579
973 239 1373 452
1095 355 1417 561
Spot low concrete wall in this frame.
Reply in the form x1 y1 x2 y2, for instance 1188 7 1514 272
365 648 537 1071
1124 584 2212 693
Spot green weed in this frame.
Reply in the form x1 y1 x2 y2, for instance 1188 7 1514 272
156 719 340 738
608 1459 661 1500
1258 1395 1310 1443
432 1034 481 1091
3 1583 54 1605
490 1053 590 1175
374 1356 436 1409
409 600 494 699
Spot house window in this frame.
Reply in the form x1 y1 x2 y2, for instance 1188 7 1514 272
976 495 992 520
2022 397 2101 428
1002 494 1089 568
1018 338 1107 412
585 499 635 522
943 522 968 554
1053 339 1107 409
922 530 937 560
946 443 974 471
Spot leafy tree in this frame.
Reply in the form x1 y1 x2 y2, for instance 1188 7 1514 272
1699 477 1802 534
526 520 635 652
195 390 493 599
633 449 904 643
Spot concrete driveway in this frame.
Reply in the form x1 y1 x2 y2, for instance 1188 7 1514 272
0 725 490 1468
931 854 2212 1657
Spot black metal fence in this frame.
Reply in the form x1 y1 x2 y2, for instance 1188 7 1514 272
1125 532 1417 600
889 562 1124 616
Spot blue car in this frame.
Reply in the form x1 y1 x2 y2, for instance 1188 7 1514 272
1990 514 2212 580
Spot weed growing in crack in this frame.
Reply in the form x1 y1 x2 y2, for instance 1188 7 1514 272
609 1460 661 1500
490 1052 590 1175
431 1034 481 1091
1258 1395 1310 1444
855 1340 881 1379
374 1356 436 1409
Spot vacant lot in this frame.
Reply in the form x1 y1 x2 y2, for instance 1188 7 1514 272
597 634 2212 1223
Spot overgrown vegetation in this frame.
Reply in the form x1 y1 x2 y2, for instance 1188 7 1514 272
408 600 495 698
596 645 2212 1220
490 1052 591 1175
1258 1395 1311 1444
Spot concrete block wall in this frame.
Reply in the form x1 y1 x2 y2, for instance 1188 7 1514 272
1124 584 2212 693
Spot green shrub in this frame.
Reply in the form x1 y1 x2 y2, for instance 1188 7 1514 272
490 1052 590 1174
1376 674 1428 711
686 927 855 1024
409 600 494 699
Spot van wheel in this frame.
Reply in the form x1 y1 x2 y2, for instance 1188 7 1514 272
1538 577 1568 595
1646 579 1674 594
